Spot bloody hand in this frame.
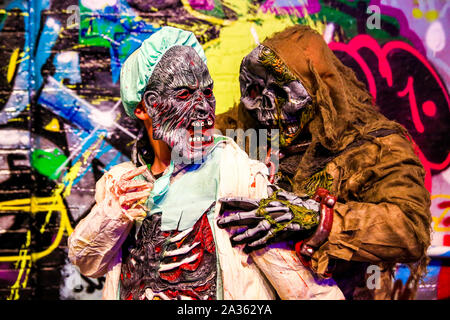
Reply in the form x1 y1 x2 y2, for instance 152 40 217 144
112 165 154 220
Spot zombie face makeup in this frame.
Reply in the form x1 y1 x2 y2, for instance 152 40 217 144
143 45 216 162
240 45 312 147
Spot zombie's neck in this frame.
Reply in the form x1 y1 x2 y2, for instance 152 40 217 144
143 118 171 175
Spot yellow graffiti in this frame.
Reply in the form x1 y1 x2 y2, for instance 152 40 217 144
202 5 296 114
0 195 72 263
0 132 108 298
62 161 83 199
7 48 20 83
182 0 328 114
44 118 61 132
38 159 80 234
412 8 440 22
180 0 231 26
0 133 106 267
0 9 28 16
41 133 106 232
7 231 31 300
124 0 327 114
431 194 450 232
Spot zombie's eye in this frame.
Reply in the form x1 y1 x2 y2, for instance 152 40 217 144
177 89 191 100
270 84 289 101
248 84 261 99
203 87 213 98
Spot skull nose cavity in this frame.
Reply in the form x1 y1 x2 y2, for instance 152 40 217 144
262 95 275 111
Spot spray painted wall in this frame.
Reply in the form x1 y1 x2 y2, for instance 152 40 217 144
0 0 448 300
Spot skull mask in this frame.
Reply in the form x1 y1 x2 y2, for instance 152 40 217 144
143 45 216 162
240 45 312 147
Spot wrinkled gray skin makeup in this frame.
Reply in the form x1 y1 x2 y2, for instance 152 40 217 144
239 45 312 137
143 45 216 162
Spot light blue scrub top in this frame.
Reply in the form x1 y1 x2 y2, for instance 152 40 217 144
146 143 223 232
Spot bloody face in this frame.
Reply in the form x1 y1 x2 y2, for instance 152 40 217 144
144 46 216 162
239 45 312 147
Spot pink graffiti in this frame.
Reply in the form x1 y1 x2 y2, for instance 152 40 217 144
260 0 321 17
188 0 215 11
329 35 450 193
397 77 424 133
397 77 440 134
329 35 450 117
407 135 432 192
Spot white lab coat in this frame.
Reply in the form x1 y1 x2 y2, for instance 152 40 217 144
68 138 344 300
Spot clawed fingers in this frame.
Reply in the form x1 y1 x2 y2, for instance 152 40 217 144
218 206 291 229
266 208 293 222
217 209 262 228
121 165 148 181
126 208 148 219
119 189 151 206
118 179 153 193
284 223 303 232
219 197 259 211
231 220 271 245
246 230 274 249
276 190 299 202
243 223 303 251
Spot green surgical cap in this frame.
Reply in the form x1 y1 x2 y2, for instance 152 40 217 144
120 26 207 118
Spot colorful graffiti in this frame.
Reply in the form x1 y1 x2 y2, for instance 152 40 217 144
0 0 448 300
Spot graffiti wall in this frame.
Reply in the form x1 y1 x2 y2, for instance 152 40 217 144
0 0 448 300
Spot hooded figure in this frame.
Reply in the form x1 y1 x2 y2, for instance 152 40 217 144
216 25 431 300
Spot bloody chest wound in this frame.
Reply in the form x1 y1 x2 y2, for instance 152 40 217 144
120 212 217 300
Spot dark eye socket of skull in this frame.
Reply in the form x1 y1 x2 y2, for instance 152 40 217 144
247 84 261 99
268 84 288 102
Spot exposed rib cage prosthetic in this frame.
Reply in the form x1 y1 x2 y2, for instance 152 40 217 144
120 213 217 300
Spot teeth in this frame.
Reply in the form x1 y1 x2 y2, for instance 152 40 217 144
192 120 207 127
189 135 212 143
286 125 299 135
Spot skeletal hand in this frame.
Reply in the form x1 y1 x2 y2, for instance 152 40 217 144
112 165 153 220
217 186 320 252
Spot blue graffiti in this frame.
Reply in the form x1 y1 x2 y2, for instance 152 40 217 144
0 0 58 124
80 0 160 82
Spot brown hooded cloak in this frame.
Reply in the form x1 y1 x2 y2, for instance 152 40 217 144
216 25 432 300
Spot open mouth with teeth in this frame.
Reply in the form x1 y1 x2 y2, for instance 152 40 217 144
186 117 215 151
262 119 301 147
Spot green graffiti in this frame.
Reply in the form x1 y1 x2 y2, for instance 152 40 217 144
31 148 68 180
198 0 227 19
293 0 405 44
